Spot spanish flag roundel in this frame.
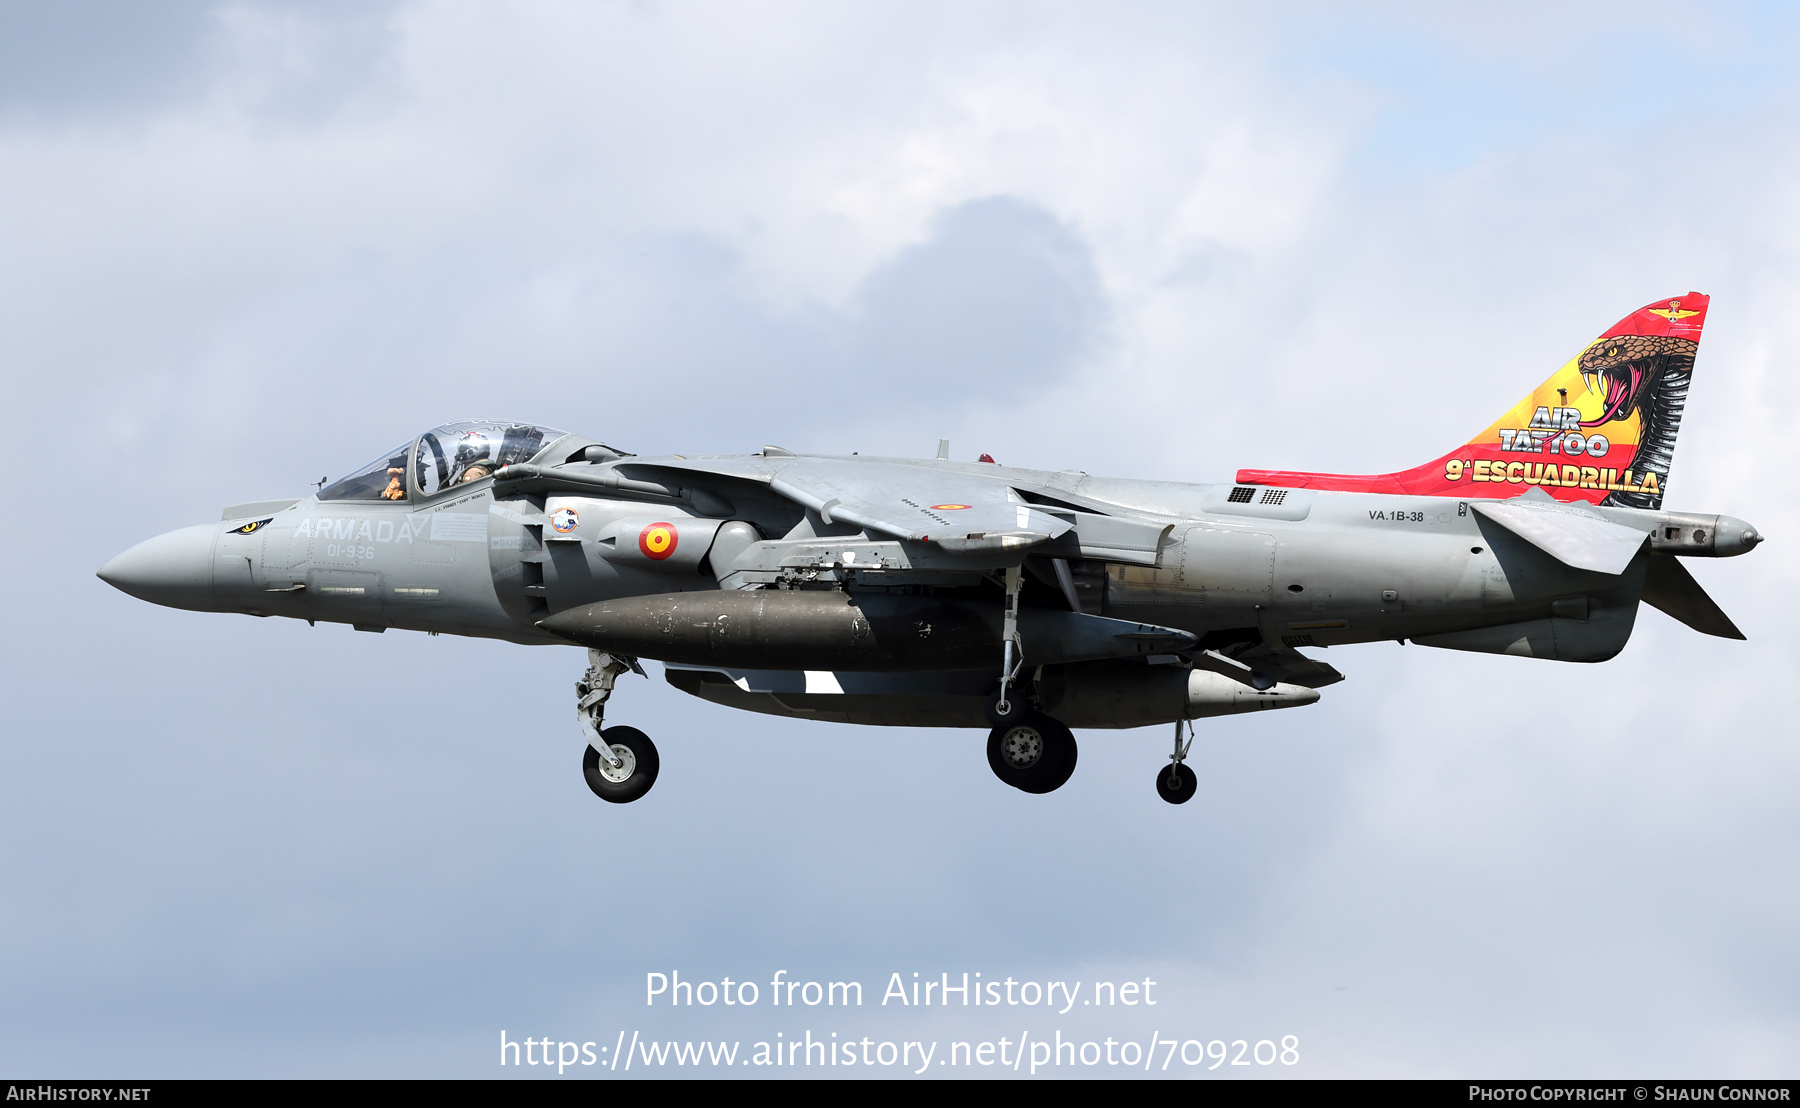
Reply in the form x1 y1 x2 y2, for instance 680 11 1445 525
638 522 678 560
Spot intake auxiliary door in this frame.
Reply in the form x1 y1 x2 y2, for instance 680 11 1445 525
488 495 549 624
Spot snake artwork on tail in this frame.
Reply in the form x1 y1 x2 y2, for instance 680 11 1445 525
1575 326 1696 509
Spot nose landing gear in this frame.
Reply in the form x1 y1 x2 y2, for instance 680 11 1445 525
576 649 658 803
582 725 660 804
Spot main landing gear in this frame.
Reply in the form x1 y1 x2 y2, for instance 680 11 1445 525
983 565 1079 794
576 649 658 804
987 713 1078 794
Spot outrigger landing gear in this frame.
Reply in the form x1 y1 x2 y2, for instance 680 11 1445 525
1156 719 1198 805
576 649 659 803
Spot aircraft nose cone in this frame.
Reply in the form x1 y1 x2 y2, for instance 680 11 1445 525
98 524 218 609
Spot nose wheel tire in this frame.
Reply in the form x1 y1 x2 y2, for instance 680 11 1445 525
1156 762 1198 805
583 725 659 803
987 714 1078 794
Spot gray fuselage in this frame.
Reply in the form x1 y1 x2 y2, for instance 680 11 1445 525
108 453 1739 673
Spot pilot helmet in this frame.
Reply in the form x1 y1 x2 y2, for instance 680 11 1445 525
452 431 495 468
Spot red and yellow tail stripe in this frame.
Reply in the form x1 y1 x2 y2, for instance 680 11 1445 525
1235 293 1707 508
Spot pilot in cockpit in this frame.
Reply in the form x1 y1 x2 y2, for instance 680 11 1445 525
400 421 562 498
451 433 498 485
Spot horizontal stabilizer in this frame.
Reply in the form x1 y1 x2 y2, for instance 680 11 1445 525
1471 495 1650 575
1641 555 1745 639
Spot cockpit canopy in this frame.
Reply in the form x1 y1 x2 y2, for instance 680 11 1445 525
318 421 570 502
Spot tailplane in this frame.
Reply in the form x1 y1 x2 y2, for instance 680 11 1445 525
1237 292 1707 510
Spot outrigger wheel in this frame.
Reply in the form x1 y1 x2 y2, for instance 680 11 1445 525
1155 762 1198 805
583 725 660 803
1157 718 1198 805
986 713 1078 794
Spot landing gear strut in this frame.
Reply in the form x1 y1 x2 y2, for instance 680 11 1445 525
984 566 1030 727
576 649 658 803
1156 718 1197 805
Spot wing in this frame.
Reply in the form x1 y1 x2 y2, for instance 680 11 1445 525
766 459 1073 548
512 453 1175 567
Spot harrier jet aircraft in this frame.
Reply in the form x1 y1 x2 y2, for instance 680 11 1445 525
100 293 1761 804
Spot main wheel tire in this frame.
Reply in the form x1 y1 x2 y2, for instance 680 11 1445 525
583 725 660 803
1155 762 1198 805
987 713 1075 793
1018 717 1077 794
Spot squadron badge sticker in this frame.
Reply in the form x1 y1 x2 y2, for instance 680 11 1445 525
638 522 678 560
550 507 580 534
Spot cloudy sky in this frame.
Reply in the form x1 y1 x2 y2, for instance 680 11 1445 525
2 0 1797 1078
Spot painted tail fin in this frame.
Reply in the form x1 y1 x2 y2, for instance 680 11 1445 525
1237 292 1707 510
